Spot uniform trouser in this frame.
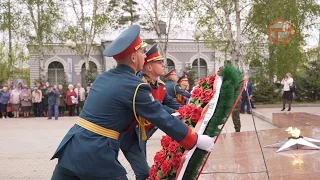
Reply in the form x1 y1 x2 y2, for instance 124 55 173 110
51 164 128 180
122 142 150 180
232 101 241 132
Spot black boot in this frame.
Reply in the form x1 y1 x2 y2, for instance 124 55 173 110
281 100 286 111
288 101 292 111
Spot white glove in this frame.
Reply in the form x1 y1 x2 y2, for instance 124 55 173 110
171 112 180 117
196 134 214 152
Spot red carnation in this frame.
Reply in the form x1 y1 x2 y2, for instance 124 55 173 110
176 107 186 119
191 107 203 123
208 75 216 87
199 77 207 86
160 159 172 177
149 165 158 178
172 152 183 170
200 89 214 103
183 105 193 119
167 141 180 154
154 150 167 166
155 177 160 180
191 87 203 99
161 135 172 150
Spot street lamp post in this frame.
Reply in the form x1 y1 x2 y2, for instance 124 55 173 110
194 29 201 79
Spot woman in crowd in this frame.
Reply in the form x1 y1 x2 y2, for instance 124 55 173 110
58 85 66 116
10 85 21 118
66 84 77 116
32 86 42 117
281 73 294 111
20 85 32 118
0 86 10 119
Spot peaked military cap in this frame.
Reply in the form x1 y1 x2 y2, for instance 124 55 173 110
164 68 176 78
178 74 188 83
103 25 147 60
144 43 164 64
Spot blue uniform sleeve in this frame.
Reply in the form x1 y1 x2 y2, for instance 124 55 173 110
134 83 197 150
162 93 182 110
162 105 175 114
175 84 191 98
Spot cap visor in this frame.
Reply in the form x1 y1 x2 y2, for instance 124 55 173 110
141 42 148 48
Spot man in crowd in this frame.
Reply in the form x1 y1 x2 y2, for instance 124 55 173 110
74 83 86 115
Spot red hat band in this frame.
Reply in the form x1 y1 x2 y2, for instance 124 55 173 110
113 36 144 60
145 52 161 63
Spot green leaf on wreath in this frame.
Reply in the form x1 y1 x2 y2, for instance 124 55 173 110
169 169 176 176
177 147 184 152
194 99 202 107
186 118 191 125
213 127 222 136
190 98 196 104
157 171 163 178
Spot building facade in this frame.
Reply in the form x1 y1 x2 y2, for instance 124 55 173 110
28 41 230 88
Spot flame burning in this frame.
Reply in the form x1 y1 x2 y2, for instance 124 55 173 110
285 127 301 138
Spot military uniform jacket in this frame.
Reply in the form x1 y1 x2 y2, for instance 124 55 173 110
120 73 182 151
51 65 196 178
165 79 191 100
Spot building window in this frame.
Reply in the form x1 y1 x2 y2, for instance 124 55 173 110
48 61 65 86
192 58 207 79
81 61 98 86
167 59 175 71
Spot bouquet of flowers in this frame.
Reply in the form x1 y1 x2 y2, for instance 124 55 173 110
148 64 244 180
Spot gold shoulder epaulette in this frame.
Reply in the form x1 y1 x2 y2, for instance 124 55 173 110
158 79 165 85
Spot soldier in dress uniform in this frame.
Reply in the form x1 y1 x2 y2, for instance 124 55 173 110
176 74 190 104
165 69 191 105
50 25 215 180
120 43 182 179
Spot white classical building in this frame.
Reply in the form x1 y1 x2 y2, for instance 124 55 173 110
28 40 231 88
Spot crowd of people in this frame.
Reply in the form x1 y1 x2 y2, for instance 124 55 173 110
0 82 91 120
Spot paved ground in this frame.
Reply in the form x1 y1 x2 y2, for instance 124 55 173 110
253 107 320 120
0 111 278 180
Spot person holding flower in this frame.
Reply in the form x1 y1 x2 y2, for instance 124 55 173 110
120 44 182 180
165 70 191 105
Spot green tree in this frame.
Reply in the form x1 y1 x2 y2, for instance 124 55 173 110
0 0 25 81
141 0 189 69
181 0 247 71
59 0 112 84
18 0 63 80
108 0 140 28
246 0 320 80
295 60 320 101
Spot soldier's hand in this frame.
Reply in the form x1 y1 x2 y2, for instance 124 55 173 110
196 134 214 152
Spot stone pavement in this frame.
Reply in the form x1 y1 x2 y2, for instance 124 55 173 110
253 107 320 124
0 112 277 180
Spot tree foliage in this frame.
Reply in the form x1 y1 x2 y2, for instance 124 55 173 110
246 0 320 79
